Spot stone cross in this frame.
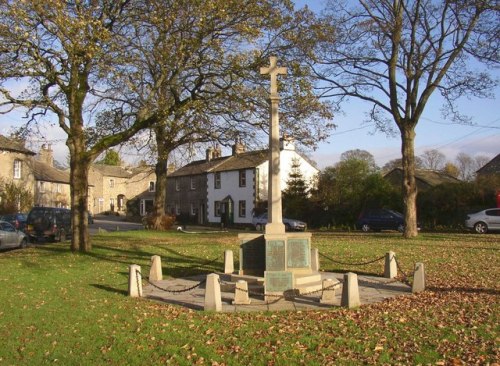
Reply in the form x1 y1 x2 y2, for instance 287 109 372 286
260 56 287 96
260 56 287 234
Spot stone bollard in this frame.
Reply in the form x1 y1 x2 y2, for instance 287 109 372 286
384 251 397 279
204 273 222 312
128 264 143 297
149 255 163 282
224 250 234 274
341 272 360 308
320 278 340 305
311 248 320 272
232 280 251 305
412 262 425 293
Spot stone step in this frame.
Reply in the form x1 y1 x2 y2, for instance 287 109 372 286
295 280 324 295
230 273 264 284
294 273 321 286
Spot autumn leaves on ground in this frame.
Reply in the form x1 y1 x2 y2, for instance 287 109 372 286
0 231 498 365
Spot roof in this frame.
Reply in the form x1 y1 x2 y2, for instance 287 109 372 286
384 168 461 187
0 135 36 155
33 161 70 184
169 150 271 177
476 154 500 175
92 164 133 178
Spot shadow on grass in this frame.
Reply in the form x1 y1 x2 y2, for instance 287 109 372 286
91 284 128 296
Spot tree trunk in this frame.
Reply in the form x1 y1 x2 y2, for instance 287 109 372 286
68 138 91 252
401 127 419 238
152 127 170 230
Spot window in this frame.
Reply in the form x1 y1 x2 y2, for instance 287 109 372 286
110 198 115 211
175 178 180 191
239 170 246 187
13 160 22 179
214 172 221 189
56 183 61 193
214 201 221 217
39 181 46 193
190 177 196 190
190 203 196 215
149 181 155 192
109 179 115 188
175 203 181 215
239 200 246 217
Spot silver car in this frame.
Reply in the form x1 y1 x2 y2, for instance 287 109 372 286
252 212 307 231
465 208 500 234
0 220 28 249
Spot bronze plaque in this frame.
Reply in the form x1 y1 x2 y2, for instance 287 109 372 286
266 240 286 271
265 271 293 292
287 238 310 268
240 235 265 276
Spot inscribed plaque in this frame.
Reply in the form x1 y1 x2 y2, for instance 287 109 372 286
266 240 286 271
287 238 310 268
265 271 293 292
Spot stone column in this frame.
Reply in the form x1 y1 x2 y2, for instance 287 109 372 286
311 248 320 272
340 272 360 308
412 262 425 293
128 264 142 297
384 251 397 279
233 280 251 305
149 255 163 282
204 273 222 312
320 278 339 305
224 250 234 274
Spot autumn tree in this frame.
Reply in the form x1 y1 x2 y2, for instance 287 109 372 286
111 1 334 229
0 1 160 252
0 179 34 214
310 0 499 237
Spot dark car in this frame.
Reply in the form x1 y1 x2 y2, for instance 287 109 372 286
252 212 307 231
0 213 27 232
25 207 72 242
356 208 408 232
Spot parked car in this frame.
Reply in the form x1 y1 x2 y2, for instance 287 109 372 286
252 212 307 231
0 213 27 232
0 220 28 249
465 208 500 234
25 207 72 242
356 208 413 232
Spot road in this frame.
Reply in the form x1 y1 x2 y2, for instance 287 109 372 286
89 215 143 235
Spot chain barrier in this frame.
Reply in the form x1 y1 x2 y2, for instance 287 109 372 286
394 256 413 287
319 252 386 267
219 278 344 303
139 270 207 294
177 227 229 234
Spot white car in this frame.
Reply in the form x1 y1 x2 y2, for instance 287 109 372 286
252 212 307 231
465 208 500 234
0 220 28 249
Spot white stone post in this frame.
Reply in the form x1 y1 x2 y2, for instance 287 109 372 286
224 250 234 274
412 262 425 293
232 280 251 305
341 272 360 308
128 264 142 297
204 273 222 312
320 278 339 305
384 251 397 279
260 56 287 235
311 248 320 272
149 255 163 282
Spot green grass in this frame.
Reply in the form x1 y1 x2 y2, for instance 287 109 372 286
0 230 498 365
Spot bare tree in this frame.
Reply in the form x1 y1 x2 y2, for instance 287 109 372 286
420 149 446 170
309 0 499 237
456 152 492 181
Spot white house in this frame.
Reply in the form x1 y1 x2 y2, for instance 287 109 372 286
171 139 319 226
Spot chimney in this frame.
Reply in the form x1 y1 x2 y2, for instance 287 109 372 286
280 135 295 151
232 138 246 156
206 147 214 162
39 143 54 166
214 145 222 159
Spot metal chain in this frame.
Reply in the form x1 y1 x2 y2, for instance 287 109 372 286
393 256 413 286
135 268 141 295
319 252 386 266
140 270 207 294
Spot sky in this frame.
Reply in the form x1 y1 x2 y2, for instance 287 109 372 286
1 0 498 170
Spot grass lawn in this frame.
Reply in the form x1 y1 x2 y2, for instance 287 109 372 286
0 230 498 365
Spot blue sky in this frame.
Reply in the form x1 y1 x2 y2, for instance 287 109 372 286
1 1 498 169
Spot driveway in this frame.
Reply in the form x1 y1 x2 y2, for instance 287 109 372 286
89 214 143 235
